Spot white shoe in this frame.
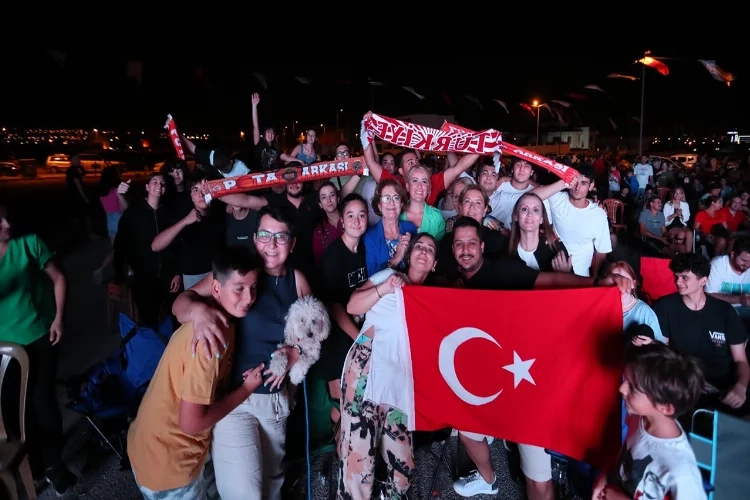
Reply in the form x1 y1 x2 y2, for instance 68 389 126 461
452 470 498 497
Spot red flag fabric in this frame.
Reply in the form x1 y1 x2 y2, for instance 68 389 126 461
640 257 677 305
400 286 623 466
638 57 670 76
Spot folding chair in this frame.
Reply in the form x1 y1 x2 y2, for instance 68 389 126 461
689 409 750 499
67 313 173 464
545 450 598 500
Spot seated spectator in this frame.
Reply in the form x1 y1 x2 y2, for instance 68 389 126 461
594 343 705 500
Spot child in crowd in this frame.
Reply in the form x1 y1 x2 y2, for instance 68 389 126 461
127 246 264 499
593 343 706 500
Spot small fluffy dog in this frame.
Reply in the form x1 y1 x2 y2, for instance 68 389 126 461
267 295 331 385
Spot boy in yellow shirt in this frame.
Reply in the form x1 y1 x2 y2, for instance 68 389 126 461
127 246 264 499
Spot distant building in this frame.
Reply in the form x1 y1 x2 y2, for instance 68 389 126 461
543 127 597 150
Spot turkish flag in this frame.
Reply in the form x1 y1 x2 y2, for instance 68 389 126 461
400 286 623 466
640 257 677 305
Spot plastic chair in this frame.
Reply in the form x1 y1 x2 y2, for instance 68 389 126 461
689 408 750 499
0 342 35 500
601 199 627 235
657 187 672 202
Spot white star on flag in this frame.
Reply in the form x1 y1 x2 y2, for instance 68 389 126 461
502 351 536 388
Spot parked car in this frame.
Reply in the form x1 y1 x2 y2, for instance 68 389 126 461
45 153 127 173
669 153 697 168
0 161 21 177
46 154 71 173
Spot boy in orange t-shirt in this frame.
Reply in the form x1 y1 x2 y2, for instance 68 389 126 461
127 247 263 499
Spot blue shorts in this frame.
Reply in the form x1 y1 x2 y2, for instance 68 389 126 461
106 212 122 237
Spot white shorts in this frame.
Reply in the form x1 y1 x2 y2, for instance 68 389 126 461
458 432 551 482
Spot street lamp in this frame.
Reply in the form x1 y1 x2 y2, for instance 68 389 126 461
320 123 326 135
531 100 543 146
336 109 343 130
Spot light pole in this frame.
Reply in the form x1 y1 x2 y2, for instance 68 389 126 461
532 100 543 146
320 123 326 135
336 109 343 130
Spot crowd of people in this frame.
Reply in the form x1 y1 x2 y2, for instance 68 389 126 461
2 98 749 499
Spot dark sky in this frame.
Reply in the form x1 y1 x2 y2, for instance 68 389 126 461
4 49 748 139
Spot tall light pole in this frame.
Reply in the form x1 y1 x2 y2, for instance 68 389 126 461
336 109 343 130
320 123 326 135
638 59 646 156
532 100 543 146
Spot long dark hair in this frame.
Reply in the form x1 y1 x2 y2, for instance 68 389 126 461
98 165 122 197
507 192 560 258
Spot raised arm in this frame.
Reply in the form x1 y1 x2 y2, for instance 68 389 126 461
251 93 261 145
442 153 479 187
361 111 384 182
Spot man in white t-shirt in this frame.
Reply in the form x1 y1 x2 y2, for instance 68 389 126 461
180 136 250 178
532 164 612 277
477 159 549 232
632 156 654 196
706 237 750 318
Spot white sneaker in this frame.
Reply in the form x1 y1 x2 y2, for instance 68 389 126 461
452 470 498 497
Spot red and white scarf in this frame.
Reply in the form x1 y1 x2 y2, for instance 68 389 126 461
362 113 579 184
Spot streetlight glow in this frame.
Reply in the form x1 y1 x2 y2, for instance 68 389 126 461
532 100 539 107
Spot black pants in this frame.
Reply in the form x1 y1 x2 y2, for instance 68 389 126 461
2 335 64 476
131 273 175 328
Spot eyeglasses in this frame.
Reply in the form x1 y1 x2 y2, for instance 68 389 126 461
336 150 350 157
256 230 291 245
448 194 460 200
380 195 401 204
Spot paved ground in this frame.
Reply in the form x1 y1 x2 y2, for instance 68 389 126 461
33 237 587 500
1 182 580 499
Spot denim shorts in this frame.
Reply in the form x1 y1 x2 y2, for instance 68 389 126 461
106 212 122 237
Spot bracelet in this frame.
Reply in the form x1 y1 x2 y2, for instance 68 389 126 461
375 285 382 298
292 344 302 355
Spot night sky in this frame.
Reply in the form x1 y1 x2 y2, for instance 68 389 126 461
5 49 748 138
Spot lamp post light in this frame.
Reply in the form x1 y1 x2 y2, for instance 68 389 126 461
531 100 543 146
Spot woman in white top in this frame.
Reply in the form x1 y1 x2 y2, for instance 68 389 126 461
662 186 693 252
338 233 438 500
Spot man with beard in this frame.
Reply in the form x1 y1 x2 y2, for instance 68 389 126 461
449 216 630 498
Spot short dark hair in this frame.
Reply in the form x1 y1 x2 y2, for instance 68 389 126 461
339 192 367 216
187 170 207 189
213 147 232 171
669 253 711 280
212 246 262 284
257 205 297 238
147 172 165 183
732 237 750 256
452 216 483 242
625 343 704 418
575 163 595 182
371 179 407 217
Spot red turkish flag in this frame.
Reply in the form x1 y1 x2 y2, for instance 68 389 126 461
640 257 677 305
401 286 623 466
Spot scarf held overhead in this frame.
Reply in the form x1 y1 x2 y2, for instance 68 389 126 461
202 157 368 202
362 113 578 184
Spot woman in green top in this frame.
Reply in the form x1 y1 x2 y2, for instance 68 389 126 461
0 204 77 494
400 165 446 242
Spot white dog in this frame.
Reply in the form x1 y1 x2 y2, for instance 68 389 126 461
267 295 331 385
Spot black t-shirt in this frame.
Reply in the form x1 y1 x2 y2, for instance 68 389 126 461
176 208 226 275
318 237 369 381
254 140 281 172
321 237 368 304
652 293 748 390
225 209 259 253
464 258 539 291
266 191 320 274
437 226 509 280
